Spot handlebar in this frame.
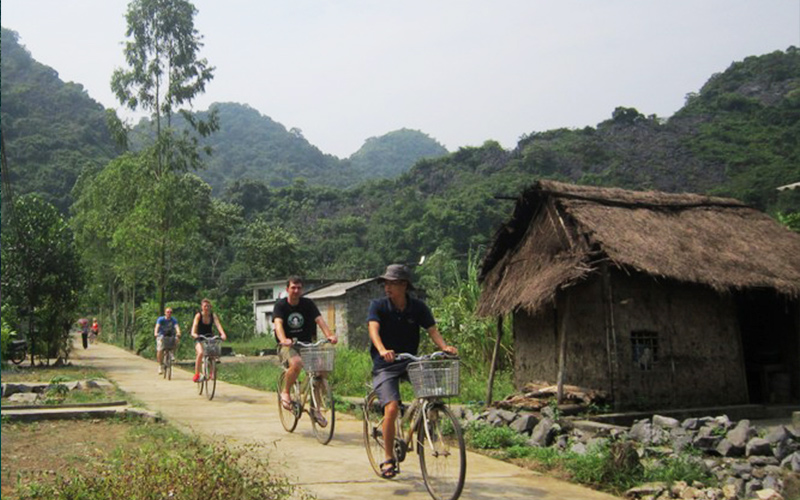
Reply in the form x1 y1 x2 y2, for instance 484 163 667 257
395 351 458 362
293 338 332 348
197 335 222 341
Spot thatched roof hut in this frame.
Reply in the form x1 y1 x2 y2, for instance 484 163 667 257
478 180 800 409
479 180 800 317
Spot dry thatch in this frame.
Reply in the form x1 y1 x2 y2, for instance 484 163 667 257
478 180 800 317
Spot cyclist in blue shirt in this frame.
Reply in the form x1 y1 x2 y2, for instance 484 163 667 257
154 307 181 375
368 264 456 479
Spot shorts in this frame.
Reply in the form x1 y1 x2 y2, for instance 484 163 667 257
278 345 301 366
372 360 411 407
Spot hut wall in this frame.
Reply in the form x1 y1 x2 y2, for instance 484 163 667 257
512 278 610 390
512 271 747 409
345 283 384 350
610 271 747 409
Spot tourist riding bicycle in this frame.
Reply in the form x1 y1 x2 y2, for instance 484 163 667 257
273 276 337 424
154 306 181 376
191 298 227 383
368 264 457 479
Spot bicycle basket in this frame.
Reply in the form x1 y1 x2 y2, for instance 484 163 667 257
407 359 460 398
161 336 177 350
203 338 221 357
299 345 335 372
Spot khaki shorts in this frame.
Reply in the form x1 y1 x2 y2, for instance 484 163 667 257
278 345 301 366
157 336 177 351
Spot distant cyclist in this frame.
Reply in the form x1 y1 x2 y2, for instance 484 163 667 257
90 318 101 343
190 299 227 382
154 307 181 375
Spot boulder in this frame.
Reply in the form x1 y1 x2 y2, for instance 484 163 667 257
746 438 774 457
716 438 745 458
528 418 557 447
726 419 756 448
652 414 680 429
509 413 538 435
754 488 784 500
7 393 39 404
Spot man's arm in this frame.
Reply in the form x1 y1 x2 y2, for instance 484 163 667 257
274 318 292 346
175 322 182 338
315 316 337 344
427 325 457 355
369 320 394 362
154 320 160 338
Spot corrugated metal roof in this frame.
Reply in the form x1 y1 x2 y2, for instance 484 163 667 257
777 181 800 191
305 278 378 299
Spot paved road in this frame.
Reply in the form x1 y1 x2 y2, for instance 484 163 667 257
71 340 620 500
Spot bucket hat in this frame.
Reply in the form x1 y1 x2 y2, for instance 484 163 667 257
378 264 414 289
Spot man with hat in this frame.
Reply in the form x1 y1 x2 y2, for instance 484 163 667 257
367 263 457 479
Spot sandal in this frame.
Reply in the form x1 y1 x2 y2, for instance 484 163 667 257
280 393 293 411
379 458 398 479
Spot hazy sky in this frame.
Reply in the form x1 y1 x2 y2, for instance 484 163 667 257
2 1 799 158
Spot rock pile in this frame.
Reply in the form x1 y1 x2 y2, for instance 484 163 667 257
459 407 800 500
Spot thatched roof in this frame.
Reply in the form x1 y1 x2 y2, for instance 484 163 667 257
477 180 800 317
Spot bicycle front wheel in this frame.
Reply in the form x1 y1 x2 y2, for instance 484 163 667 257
206 358 216 400
417 404 466 500
198 358 206 395
363 391 389 477
310 377 336 445
166 351 173 380
277 372 300 432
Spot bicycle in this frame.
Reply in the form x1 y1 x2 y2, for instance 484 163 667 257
276 338 336 445
160 335 178 380
9 337 27 365
196 335 221 400
363 352 466 500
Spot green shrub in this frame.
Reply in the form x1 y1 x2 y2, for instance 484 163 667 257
466 420 527 449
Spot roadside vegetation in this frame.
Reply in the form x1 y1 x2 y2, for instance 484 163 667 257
3 418 301 500
463 421 714 496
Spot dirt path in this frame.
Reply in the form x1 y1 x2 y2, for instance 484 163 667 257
71 339 621 500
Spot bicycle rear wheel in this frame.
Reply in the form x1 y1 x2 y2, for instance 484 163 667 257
417 404 466 500
310 377 335 445
10 348 25 365
277 372 300 432
206 358 216 400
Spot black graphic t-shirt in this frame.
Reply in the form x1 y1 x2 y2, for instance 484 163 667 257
273 297 322 343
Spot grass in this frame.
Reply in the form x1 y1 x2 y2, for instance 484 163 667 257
7 418 302 500
0 364 107 383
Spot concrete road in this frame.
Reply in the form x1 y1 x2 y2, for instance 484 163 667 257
72 340 620 500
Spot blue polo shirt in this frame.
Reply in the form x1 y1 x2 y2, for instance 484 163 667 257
367 295 435 370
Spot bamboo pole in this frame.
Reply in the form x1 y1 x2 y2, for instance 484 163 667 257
486 315 504 406
556 294 571 403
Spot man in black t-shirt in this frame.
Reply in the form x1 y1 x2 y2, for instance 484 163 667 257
274 276 337 420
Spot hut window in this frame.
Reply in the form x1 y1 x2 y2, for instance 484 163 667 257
631 330 658 371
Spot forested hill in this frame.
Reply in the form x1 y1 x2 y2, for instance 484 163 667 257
130 103 449 193
0 28 119 212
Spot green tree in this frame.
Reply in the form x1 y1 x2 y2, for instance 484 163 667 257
111 0 218 311
1 195 82 363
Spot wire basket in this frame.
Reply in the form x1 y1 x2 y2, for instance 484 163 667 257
407 359 460 398
203 338 221 358
300 346 335 372
161 335 177 350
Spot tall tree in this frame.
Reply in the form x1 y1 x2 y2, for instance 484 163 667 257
2 195 82 364
110 0 217 311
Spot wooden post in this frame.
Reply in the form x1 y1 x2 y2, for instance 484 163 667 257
556 294 571 403
486 315 504 406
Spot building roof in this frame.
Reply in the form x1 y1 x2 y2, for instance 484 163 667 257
305 278 378 299
777 181 800 191
477 180 800 317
